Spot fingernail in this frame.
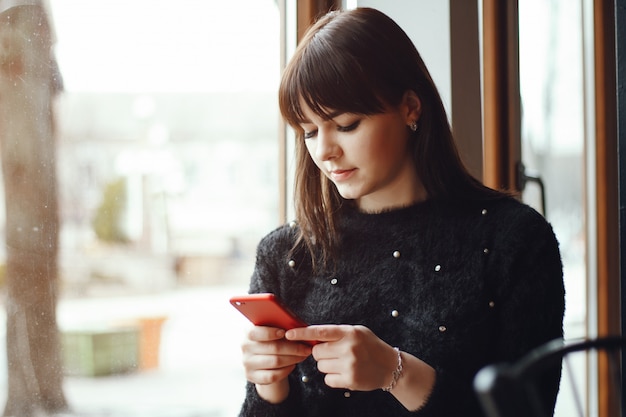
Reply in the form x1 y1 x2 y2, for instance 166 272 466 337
276 329 286 338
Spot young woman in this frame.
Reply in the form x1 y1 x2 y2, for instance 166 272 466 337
238 7 564 417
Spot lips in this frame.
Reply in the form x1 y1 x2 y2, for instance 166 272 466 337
329 168 356 182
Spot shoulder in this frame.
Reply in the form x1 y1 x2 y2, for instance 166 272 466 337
249 221 303 294
482 198 562 272
486 197 556 240
436 196 560 256
427 196 550 233
256 221 300 257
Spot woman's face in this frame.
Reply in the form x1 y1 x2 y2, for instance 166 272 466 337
298 95 426 212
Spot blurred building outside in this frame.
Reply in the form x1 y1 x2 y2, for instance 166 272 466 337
0 0 282 415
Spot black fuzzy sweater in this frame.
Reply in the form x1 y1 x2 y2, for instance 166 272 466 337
239 197 565 417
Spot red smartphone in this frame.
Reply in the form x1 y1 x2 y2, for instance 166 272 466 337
229 293 316 345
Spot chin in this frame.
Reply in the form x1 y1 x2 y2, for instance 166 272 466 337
335 189 362 201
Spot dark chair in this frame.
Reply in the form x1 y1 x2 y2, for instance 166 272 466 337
474 336 625 417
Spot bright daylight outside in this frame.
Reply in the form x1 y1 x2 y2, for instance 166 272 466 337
0 1 600 416
0 0 280 416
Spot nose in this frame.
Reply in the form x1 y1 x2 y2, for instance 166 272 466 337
315 129 339 161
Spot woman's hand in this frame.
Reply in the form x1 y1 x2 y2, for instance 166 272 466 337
285 324 436 411
242 325 312 404
285 324 399 391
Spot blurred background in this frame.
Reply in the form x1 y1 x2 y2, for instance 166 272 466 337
0 0 281 416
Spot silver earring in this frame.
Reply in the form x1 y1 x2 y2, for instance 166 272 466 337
409 121 418 132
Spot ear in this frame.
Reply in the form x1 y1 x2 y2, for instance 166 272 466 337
401 90 422 123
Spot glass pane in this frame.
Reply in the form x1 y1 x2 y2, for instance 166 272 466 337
519 1 587 415
0 1 279 415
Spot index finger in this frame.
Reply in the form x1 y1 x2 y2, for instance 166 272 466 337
285 325 347 342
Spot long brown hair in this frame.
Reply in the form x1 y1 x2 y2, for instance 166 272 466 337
279 7 503 269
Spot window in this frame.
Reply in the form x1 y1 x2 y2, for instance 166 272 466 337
0 1 280 415
519 1 590 415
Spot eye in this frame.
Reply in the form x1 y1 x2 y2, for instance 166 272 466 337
303 129 318 139
337 120 360 133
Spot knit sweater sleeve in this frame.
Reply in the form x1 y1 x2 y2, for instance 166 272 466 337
489 205 565 411
494 207 565 352
239 380 305 417
238 225 308 417
247 227 284 295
